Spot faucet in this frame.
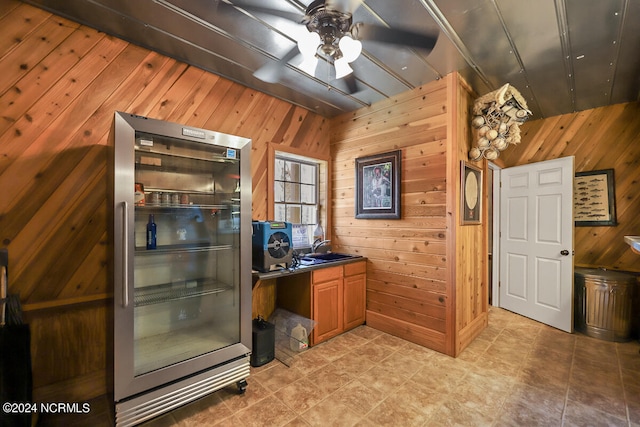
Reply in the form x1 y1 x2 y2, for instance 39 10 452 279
312 238 331 254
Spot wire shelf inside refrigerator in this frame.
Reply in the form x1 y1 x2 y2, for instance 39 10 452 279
134 280 234 307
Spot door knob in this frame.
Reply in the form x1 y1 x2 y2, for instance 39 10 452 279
560 250 570 256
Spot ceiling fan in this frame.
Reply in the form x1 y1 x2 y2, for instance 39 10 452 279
227 0 439 92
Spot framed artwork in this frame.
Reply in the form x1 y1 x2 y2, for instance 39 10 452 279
460 161 482 225
574 169 617 226
355 150 401 219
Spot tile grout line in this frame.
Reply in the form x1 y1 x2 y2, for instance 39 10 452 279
616 342 633 427
559 331 577 427
484 323 509 427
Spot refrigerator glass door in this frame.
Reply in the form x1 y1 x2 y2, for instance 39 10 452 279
132 131 241 376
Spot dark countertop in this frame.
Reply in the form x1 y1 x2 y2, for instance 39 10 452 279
252 255 365 281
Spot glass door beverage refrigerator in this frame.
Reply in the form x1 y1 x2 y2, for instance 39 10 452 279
111 112 252 426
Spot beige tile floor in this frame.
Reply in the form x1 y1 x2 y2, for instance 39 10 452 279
40 307 640 426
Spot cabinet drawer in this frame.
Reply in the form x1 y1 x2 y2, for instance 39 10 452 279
344 261 366 276
312 266 342 283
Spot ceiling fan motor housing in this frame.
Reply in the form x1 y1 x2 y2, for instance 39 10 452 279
305 0 353 58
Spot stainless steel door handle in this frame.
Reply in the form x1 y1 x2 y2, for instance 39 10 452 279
122 201 129 308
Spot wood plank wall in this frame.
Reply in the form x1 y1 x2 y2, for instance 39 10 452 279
495 102 640 273
330 73 487 356
449 76 489 355
0 0 329 401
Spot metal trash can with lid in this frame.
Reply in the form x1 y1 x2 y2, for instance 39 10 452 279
574 267 637 342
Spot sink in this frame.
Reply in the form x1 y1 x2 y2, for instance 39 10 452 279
299 252 361 265
624 236 640 255
308 252 358 261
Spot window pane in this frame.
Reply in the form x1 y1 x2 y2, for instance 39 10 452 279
301 205 317 225
286 205 301 223
285 182 300 203
274 181 285 202
274 204 286 221
300 184 315 204
286 161 300 182
275 158 285 181
300 164 315 184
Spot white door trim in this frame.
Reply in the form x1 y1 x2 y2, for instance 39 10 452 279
489 162 501 307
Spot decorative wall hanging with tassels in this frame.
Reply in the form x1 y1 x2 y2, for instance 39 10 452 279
469 84 532 161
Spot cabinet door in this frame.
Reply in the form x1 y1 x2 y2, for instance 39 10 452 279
343 262 366 331
343 273 366 331
312 278 343 345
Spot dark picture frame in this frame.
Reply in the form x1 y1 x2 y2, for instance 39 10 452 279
355 150 401 219
460 161 482 225
574 168 617 226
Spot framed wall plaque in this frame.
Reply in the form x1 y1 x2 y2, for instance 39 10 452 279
461 161 482 225
355 150 401 219
574 168 617 226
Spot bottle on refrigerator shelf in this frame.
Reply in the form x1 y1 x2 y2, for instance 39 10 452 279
134 183 145 206
146 214 157 249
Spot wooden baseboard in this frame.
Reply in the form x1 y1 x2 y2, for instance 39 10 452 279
366 310 447 355
456 312 488 356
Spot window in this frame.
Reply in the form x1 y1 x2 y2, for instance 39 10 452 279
270 147 328 250
274 155 319 225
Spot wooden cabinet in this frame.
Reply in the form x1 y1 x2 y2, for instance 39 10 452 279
311 261 366 345
343 262 366 331
272 260 367 346
312 266 343 344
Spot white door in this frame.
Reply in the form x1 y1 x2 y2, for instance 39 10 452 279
499 157 574 332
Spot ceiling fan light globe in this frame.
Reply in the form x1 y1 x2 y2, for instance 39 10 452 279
339 35 362 63
297 30 321 58
298 55 319 76
334 58 353 79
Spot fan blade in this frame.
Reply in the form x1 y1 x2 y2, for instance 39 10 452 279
342 73 359 94
254 46 301 83
226 0 304 23
352 22 438 51
325 0 362 14
267 232 291 259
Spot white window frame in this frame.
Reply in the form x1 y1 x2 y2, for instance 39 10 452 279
274 154 319 225
267 144 329 248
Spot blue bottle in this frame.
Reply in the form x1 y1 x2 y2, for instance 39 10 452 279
146 214 157 249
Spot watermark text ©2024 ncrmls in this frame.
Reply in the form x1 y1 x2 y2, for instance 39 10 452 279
2 401 91 415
